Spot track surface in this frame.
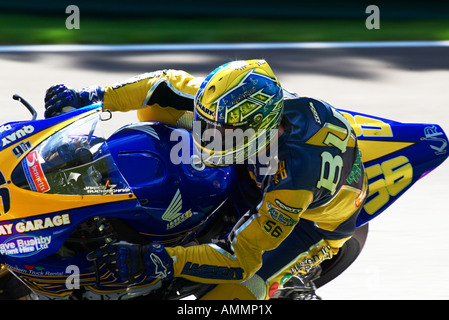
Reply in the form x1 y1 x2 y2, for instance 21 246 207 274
1 45 448 299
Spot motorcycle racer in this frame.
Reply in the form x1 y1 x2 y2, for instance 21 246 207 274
44 59 368 300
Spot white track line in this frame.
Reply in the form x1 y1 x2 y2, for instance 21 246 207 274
0 41 449 53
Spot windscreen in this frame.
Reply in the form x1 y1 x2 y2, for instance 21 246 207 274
11 113 131 196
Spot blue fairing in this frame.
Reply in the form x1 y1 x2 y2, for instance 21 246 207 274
106 121 238 245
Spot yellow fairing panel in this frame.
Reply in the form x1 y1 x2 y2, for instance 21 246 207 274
358 140 415 163
1 185 134 221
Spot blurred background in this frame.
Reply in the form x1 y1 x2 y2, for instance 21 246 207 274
1 0 448 44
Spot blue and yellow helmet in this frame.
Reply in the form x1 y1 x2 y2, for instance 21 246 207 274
193 59 284 167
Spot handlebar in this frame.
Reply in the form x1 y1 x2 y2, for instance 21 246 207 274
13 94 38 120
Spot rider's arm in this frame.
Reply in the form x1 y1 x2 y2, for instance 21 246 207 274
44 70 201 121
164 189 313 284
102 69 202 126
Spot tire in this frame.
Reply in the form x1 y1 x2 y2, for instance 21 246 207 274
314 223 369 288
0 270 31 300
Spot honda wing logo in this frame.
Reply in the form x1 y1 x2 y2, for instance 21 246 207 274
161 189 183 222
161 189 193 230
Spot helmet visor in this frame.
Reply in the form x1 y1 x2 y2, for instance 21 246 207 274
193 112 274 167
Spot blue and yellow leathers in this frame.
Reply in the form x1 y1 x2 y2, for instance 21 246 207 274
99 69 368 299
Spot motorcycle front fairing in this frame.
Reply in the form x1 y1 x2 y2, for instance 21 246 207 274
0 106 154 297
0 105 141 260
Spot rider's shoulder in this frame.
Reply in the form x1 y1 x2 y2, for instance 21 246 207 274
282 96 336 143
284 95 334 120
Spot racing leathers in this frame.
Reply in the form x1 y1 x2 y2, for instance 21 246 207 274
69 69 368 299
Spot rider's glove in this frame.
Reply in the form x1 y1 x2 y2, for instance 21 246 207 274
44 84 104 118
87 241 174 283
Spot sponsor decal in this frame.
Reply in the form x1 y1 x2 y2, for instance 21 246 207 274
421 126 447 155
23 151 50 193
290 244 331 274
4 262 68 276
181 262 244 280
274 199 303 214
166 209 193 230
230 87 256 106
149 252 170 279
1 125 34 147
346 149 363 184
0 124 12 133
308 101 322 125
0 223 13 236
0 213 71 235
0 235 51 257
161 189 193 230
266 202 296 227
196 100 216 118
84 180 131 195
12 141 32 158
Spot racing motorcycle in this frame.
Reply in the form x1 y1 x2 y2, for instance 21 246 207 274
0 94 447 300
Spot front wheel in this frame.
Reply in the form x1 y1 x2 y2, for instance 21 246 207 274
314 223 369 288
